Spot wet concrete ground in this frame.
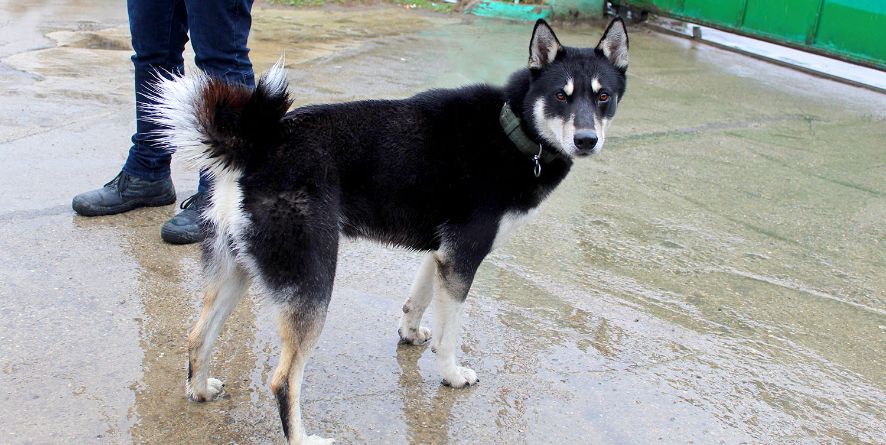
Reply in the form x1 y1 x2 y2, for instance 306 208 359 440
1 1 885 444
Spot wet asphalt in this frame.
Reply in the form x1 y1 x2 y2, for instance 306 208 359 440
1 1 885 444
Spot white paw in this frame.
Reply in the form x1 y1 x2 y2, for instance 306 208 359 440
398 326 432 345
188 377 224 402
301 434 335 445
441 366 478 388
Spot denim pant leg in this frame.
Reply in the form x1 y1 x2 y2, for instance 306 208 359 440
186 0 256 87
123 0 189 182
188 0 255 194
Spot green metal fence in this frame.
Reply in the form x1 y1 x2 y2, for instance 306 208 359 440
612 0 886 70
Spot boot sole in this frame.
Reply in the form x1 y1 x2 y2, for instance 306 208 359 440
72 194 177 217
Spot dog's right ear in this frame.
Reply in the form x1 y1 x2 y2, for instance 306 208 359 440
528 19 562 70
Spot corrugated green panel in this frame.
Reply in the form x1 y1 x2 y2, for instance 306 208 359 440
681 0 745 26
742 0 821 44
613 0 886 68
815 0 886 67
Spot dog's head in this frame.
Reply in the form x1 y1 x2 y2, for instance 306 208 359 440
524 19 628 157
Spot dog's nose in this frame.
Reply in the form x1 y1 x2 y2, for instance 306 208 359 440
574 130 598 151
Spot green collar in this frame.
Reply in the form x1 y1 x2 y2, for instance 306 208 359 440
499 102 560 177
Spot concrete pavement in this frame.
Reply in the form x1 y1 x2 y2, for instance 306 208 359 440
1 1 885 443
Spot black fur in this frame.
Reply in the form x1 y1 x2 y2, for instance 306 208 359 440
234 85 573 302
274 379 291 439
176 19 628 441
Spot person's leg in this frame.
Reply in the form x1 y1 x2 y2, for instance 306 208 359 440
189 0 255 197
72 0 189 216
161 0 255 244
124 0 190 181
198 172 211 194
185 0 255 87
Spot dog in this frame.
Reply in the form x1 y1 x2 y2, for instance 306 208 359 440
147 18 628 445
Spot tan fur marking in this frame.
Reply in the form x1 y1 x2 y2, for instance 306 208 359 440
188 287 219 350
270 316 297 393
186 287 220 383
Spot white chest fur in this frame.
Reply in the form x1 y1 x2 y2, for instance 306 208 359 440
491 209 539 250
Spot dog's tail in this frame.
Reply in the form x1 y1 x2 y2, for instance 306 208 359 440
145 58 292 179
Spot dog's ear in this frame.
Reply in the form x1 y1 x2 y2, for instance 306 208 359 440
596 18 629 71
528 19 562 70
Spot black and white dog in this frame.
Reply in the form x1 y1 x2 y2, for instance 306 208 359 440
149 18 628 445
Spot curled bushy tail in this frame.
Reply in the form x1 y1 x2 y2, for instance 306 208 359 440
145 58 292 179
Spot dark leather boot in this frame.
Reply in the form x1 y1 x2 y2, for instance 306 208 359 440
72 171 176 217
161 193 206 245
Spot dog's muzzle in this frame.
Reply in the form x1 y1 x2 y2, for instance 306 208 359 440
574 129 598 153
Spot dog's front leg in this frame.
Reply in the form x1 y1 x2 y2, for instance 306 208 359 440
398 253 436 345
430 247 486 388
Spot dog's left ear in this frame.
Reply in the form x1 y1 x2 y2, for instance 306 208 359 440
596 18 629 71
529 19 562 70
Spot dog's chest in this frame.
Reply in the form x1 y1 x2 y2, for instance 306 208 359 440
491 208 539 250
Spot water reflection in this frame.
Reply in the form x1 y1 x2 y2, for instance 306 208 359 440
396 344 457 444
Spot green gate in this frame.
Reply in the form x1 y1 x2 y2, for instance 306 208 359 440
611 0 886 70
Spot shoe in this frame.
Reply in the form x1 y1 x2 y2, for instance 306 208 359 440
161 193 206 245
72 171 176 216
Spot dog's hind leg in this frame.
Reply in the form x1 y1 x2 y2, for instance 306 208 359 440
263 216 338 444
187 259 251 402
271 299 333 445
397 253 436 345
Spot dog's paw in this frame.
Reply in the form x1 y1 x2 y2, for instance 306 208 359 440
300 434 335 445
441 366 479 388
398 326 432 345
187 377 225 402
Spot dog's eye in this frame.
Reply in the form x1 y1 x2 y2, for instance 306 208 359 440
554 91 567 102
598 93 610 102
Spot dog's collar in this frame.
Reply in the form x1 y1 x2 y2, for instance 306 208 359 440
499 102 559 177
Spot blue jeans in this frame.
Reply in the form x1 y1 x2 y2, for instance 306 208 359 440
122 0 255 193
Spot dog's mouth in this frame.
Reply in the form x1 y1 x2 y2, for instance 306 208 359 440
574 142 603 157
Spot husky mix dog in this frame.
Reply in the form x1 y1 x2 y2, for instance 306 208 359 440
148 18 628 445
